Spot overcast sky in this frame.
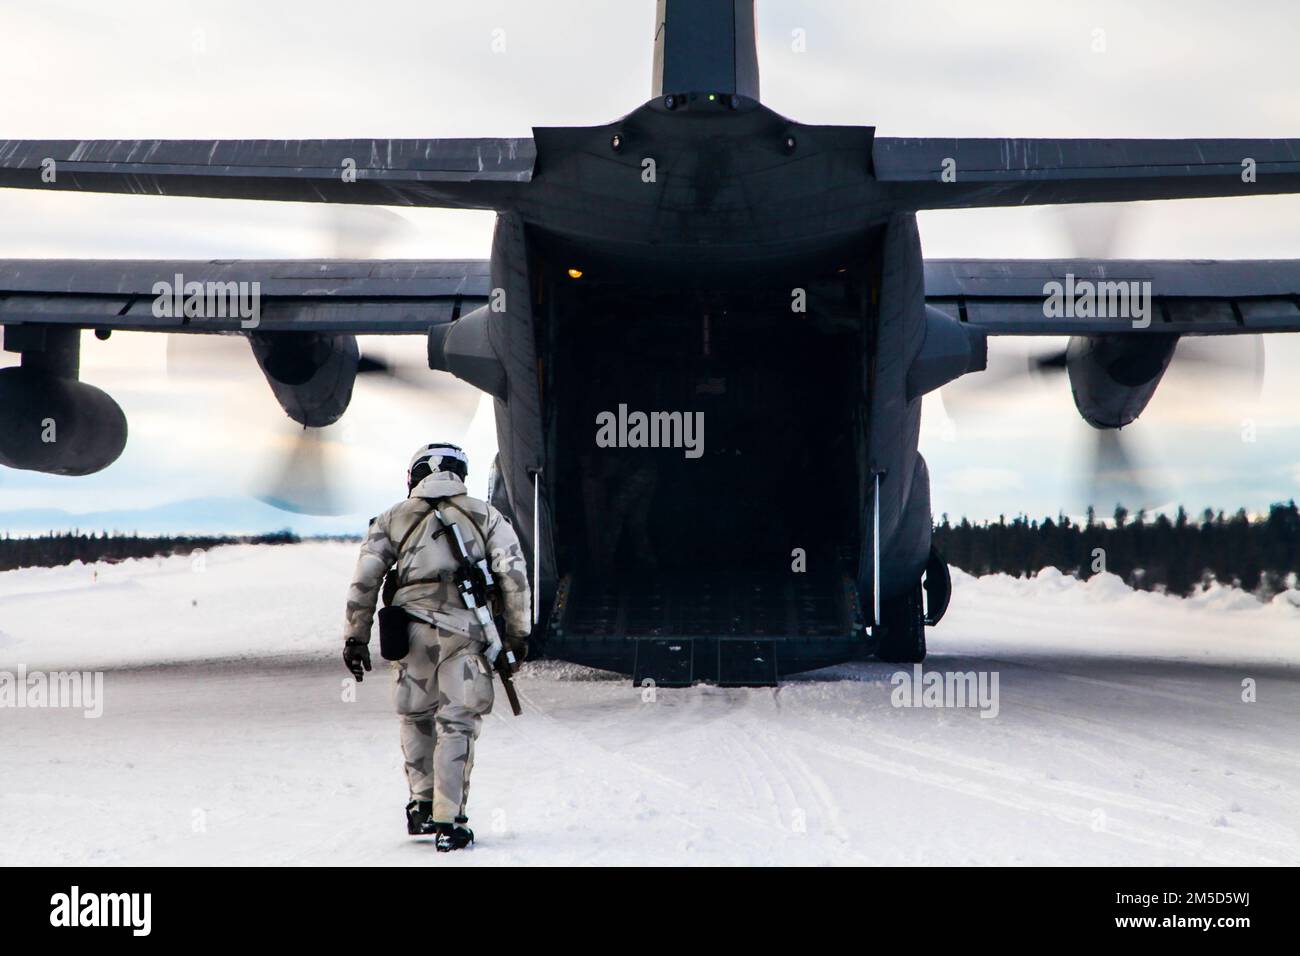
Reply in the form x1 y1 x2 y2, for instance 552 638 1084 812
1 0 1299 531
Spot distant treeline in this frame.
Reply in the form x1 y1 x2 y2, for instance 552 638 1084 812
934 501 1300 598
8 508 1300 600
0 530 312 572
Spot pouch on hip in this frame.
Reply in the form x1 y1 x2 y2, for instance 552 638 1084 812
378 606 413 660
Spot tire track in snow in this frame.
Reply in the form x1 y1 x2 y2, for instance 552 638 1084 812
865 724 1298 856
745 726 858 856
707 721 867 863
784 658 1300 858
506 684 806 859
775 724 1285 865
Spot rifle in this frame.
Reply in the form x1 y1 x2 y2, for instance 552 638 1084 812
493 630 524 717
437 507 523 717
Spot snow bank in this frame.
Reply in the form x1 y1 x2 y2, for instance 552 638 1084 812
0 542 357 670
2 545 1295 672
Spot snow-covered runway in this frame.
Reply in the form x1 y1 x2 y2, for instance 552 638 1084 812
2 543 1297 865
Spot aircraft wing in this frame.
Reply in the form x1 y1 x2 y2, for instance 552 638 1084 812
924 258 1300 335
6 258 1297 337
0 139 534 210
876 138 1300 208
0 259 491 334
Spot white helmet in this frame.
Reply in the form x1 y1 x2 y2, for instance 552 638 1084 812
407 442 469 488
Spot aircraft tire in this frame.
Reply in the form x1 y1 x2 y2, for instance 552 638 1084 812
874 583 928 663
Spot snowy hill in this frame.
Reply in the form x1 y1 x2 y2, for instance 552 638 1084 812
1 543 1297 865
0 497 365 537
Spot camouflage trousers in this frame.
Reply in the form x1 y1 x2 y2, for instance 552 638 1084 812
392 619 495 823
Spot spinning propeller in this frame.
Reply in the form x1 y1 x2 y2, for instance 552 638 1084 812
944 204 1264 510
164 208 479 516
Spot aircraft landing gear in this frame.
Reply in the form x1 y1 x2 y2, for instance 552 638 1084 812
873 584 927 663
873 547 950 662
922 546 951 626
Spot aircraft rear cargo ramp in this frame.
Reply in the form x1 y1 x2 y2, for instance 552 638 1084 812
544 571 867 685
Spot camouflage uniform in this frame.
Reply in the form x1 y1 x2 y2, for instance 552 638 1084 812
344 467 531 824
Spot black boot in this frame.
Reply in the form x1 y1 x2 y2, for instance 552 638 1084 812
434 821 474 852
405 800 435 836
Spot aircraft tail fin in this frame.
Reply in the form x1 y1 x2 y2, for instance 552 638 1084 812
651 0 759 101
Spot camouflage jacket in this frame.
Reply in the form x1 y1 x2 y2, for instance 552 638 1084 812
344 470 532 645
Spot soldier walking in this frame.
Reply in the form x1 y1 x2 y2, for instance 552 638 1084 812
342 443 531 850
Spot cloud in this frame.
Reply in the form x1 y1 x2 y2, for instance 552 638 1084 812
943 467 1027 495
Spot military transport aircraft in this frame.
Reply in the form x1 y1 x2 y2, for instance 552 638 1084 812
2 1 1299 684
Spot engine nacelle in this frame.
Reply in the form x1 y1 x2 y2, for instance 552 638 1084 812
907 305 988 399
1066 333 1178 429
0 367 127 475
248 332 359 428
426 305 507 399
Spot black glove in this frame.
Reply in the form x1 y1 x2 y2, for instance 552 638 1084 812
504 634 529 665
343 639 372 682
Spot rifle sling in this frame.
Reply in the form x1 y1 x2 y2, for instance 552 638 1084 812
395 497 490 591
